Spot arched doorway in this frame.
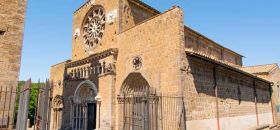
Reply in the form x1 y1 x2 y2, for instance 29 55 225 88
118 73 159 130
71 80 98 130
52 95 63 130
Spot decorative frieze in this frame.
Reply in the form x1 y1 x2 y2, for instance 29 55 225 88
65 48 117 68
65 49 117 80
66 61 116 80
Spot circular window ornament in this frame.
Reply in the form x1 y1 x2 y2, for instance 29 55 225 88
133 57 142 70
82 6 105 49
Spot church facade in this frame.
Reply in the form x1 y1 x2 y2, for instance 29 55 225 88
50 0 275 130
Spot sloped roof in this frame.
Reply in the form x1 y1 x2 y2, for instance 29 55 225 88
241 63 278 74
185 49 272 84
184 26 243 57
129 0 161 14
74 0 161 15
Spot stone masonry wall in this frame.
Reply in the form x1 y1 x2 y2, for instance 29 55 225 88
49 61 68 129
269 68 280 123
61 80 79 129
50 61 68 97
59 55 116 130
71 0 119 61
119 0 158 32
184 56 272 130
185 28 243 66
248 67 280 124
72 0 159 61
0 0 27 129
116 7 185 130
117 7 184 96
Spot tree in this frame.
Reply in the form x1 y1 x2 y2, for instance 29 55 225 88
14 81 42 127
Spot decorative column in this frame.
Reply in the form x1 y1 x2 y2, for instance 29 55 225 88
95 94 102 130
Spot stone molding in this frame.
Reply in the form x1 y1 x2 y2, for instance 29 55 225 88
65 48 118 68
65 48 117 80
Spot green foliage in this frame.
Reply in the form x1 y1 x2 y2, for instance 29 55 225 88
15 81 42 126
15 81 25 113
14 81 25 125
29 83 40 125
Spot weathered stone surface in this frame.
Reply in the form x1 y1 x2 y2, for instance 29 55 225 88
0 0 27 129
242 64 280 124
49 0 276 130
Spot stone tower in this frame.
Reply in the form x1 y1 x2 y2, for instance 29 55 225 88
0 0 27 129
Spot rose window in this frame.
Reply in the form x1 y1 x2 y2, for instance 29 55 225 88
83 6 105 48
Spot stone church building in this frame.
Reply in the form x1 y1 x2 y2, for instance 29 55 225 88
50 0 276 130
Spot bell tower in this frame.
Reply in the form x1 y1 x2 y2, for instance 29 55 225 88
0 0 27 129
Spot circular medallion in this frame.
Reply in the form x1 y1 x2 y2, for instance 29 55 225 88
82 6 105 49
133 57 142 70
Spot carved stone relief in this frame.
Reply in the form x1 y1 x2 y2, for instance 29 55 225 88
82 6 105 49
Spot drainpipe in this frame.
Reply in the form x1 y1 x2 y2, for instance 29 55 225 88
269 83 275 124
213 66 221 130
253 80 259 126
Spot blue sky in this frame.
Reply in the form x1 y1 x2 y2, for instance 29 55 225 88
20 0 280 80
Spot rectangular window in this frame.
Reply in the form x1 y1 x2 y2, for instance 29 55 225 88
0 30 5 35
277 105 280 113
277 85 280 97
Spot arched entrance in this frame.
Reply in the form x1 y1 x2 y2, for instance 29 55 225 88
118 73 159 130
52 95 63 130
71 80 98 130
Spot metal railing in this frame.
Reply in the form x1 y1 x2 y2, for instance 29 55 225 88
118 93 186 130
16 79 31 130
0 85 17 130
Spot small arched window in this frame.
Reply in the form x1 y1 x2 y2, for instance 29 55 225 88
52 95 63 130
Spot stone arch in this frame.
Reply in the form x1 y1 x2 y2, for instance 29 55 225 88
73 80 98 104
53 95 63 108
71 80 98 130
120 72 156 95
118 72 158 130
52 95 63 130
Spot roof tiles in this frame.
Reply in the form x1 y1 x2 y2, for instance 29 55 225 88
241 64 278 74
